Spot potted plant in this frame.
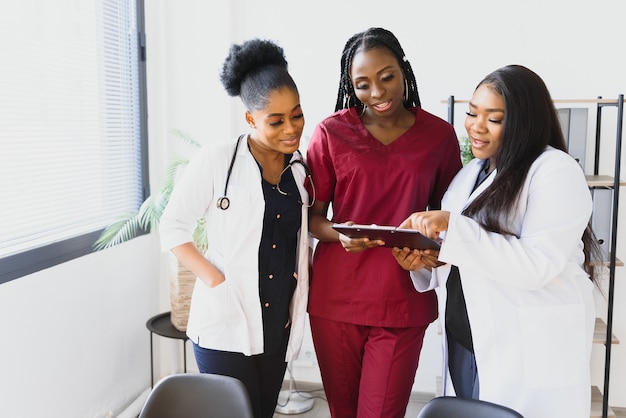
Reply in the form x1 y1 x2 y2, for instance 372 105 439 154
459 135 474 166
94 129 206 331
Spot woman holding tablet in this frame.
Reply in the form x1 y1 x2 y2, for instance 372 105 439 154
305 27 461 417
394 65 598 418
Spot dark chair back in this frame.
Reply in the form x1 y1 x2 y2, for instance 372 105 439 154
417 396 523 418
138 373 254 418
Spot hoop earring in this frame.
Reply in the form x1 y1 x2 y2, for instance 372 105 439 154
344 94 352 109
358 105 367 117
403 78 409 104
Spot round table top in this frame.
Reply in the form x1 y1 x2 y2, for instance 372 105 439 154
146 311 188 340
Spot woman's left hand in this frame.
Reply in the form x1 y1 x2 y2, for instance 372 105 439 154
392 247 426 271
392 247 443 271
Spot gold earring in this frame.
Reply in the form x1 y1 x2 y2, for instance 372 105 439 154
403 78 409 104
344 94 352 109
358 105 367 117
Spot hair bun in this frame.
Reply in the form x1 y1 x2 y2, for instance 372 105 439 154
220 39 288 97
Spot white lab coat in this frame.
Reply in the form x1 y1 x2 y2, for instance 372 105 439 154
159 138 310 361
411 147 595 418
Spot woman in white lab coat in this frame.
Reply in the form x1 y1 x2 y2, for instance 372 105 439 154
160 39 310 418
393 65 599 418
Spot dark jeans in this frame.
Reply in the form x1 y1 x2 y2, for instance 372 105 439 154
192 337 288 418
447 334 480 399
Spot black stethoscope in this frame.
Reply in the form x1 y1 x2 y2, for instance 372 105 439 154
216 135 315 210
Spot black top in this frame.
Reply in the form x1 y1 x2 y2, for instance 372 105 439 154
257 155 302 353
445 159 492 353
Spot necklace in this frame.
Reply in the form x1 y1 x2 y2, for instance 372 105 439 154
247 136 285 184
264 170 282 185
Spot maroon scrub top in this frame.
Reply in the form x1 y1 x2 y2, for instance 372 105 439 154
307 107 462 327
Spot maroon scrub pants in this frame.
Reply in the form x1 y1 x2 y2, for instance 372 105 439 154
310 315 429 418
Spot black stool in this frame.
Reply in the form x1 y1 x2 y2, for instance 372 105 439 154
146 311 189 387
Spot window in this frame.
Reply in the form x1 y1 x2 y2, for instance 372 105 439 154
0 0 148 284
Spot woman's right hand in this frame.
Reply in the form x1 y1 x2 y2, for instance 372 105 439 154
399 210 451 239
309 201 384 251
171 242 225 288
339 232 384 253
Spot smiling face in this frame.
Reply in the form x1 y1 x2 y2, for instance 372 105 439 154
464 84 505 171
246 87 304 155
349 47 405 117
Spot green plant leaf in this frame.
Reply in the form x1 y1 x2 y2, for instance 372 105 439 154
93 128 207 251
93 214 145 250
137 195 161 232
458 135 475 166
171 128 202 149
193 218 208 254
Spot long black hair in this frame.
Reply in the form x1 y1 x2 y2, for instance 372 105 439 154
334 27 420 112
220 39 298 111
463 64 599 279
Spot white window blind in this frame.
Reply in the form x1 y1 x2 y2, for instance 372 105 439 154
0 1 146 277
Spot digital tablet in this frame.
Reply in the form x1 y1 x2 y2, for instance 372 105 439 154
331 223 441 250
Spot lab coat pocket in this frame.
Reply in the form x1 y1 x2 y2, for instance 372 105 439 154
193 280 246 347
518 304 587 388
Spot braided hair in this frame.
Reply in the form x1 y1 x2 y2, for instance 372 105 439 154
220 39 298 111
334 27 421 112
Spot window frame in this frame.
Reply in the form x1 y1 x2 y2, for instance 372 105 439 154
0 0 149 285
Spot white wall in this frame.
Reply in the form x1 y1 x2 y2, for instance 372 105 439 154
0 2 624 418
145 0 626 408
0 236 164 418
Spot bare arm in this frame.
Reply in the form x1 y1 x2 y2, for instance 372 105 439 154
309 200 338 242
171 242 225 288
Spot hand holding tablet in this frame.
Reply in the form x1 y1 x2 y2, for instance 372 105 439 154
332 223 442 250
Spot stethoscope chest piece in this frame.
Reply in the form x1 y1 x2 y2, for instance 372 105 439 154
216 196 230 210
